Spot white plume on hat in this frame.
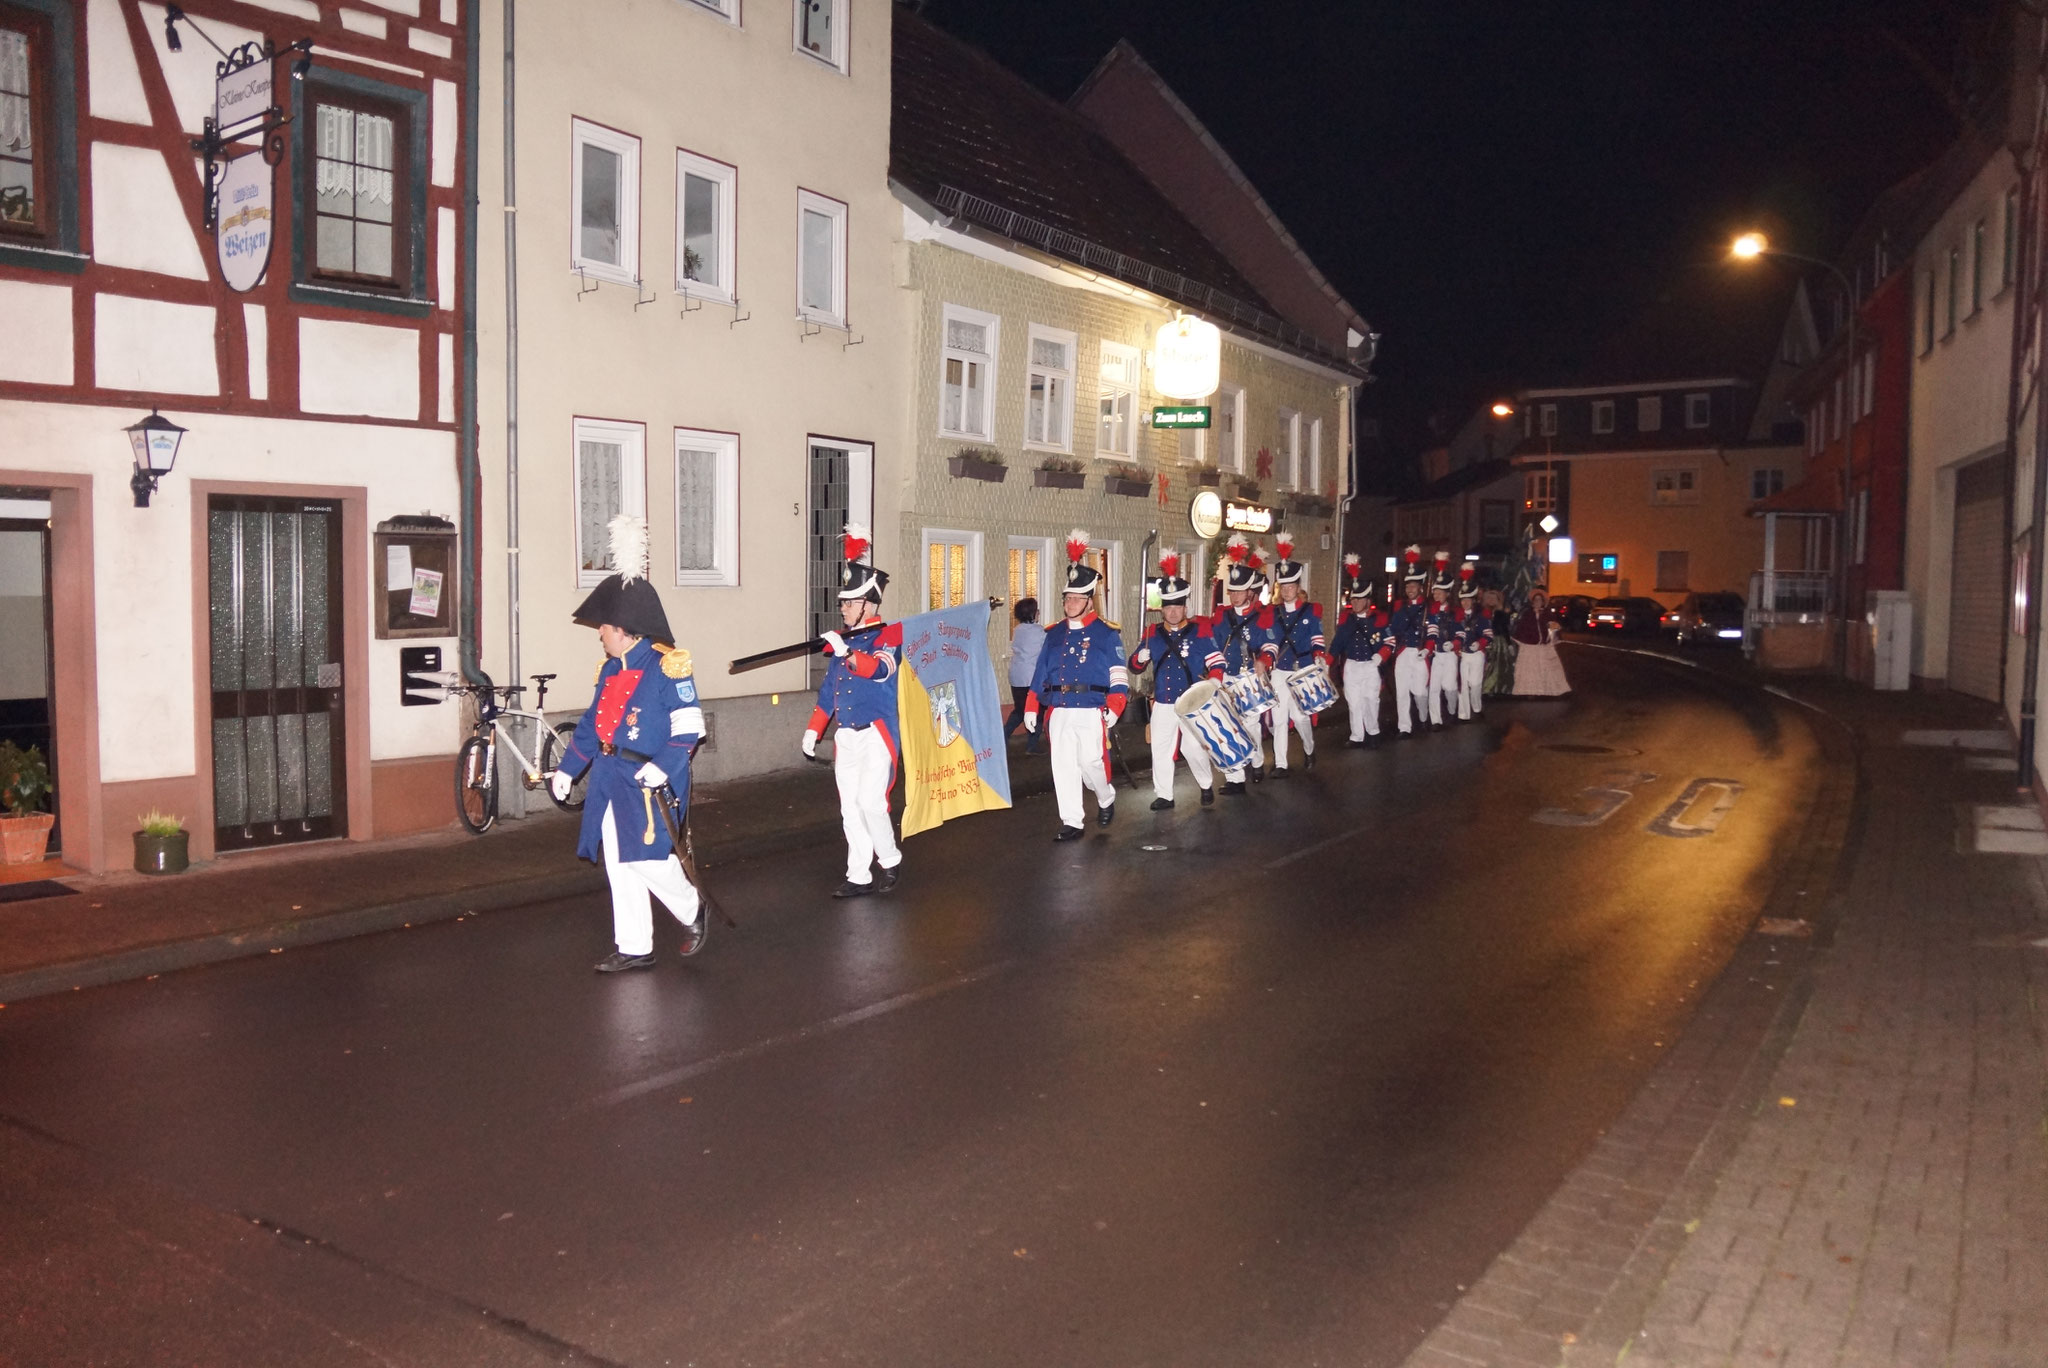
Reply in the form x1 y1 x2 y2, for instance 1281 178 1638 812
607 514 650 584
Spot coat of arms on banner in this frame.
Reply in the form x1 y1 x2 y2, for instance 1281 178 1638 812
216 151 275 293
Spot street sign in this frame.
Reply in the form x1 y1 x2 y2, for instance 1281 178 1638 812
1152 405 1211 429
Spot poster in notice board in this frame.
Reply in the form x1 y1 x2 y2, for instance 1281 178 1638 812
374 520 458 639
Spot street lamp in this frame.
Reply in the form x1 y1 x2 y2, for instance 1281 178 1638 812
1490 401 1514 418
125 410 187 508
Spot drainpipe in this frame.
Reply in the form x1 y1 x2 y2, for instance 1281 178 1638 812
456 0 486 686
502 0 522 698
2015 142 2044 790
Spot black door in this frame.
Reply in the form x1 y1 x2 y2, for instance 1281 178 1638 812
0 512 55 853
207 497 347 850
807 443 852 689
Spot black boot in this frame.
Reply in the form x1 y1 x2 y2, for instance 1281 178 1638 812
1149 796 1175 811
1098 802 1116 827
1054 825 1084 842
1200 787 1215 806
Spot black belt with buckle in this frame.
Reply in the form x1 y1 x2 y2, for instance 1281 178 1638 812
599 742 657 763
1045 684 1100 694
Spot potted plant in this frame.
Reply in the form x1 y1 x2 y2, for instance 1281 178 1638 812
0 741 54 865
1103 468 1151 498
1033 456 1086 490
134 809 190 875
946 447 1008 483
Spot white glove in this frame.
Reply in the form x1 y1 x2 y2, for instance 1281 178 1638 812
549 769 573 802
1023 711 1038 734
633 761 666 789
1103 708 1117 727
821 630 848 657
801 728 819 758
1135 648 1151 665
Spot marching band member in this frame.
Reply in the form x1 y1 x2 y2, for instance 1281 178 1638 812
1386 546 1433 737
1331 554 1391 747
1024 531 1129 840
1130 552 1226 809
802 525 904 898
1455 564 1493 721
1258 534 1327 774
1207 534 1271 793
554 515 707 972
1425 552 1461 731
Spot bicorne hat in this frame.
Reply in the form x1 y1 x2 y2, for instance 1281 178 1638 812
571 514 675 644
838 523 890 603
1063 529 1103 595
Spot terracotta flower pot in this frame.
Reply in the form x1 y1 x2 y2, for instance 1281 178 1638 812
0 812 55 865
133 830 190 875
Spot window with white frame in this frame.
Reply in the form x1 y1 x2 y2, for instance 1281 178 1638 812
938 303 997 439
675 149 735 303
1523 469 1556 513
1684 392 1711 429
1006 536 1051 629
1219 384 1246 471
1082 539 1119 626
1637 396 1662 432
1651 467 1699 506
1024 324 1076 451
1177 426 1208 467
674 427 739 587
1591 399 1615 434
685 0 734 19
1097 341 1139 458
574 417 647 587
1307 417 1323 493
1276 407 1301 487
1538 403 1558 436
571 118 639 285
1751 467 1785 500
794 0 847 72
923 527 980 612
796 188 847 326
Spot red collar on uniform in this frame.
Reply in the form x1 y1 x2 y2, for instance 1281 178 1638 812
1065 611 1098 628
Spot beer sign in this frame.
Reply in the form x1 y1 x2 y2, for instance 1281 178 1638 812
215 152 275 292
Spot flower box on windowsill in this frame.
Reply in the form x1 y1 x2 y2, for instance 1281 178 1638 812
1104 474 1151 498
1233 480 1262 500
1192 468 1223 487
1033 468 1086 490
947 454 1007 483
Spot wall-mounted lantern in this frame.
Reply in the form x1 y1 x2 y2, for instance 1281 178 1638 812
125 410 187 508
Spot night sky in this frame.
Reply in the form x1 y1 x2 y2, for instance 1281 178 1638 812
919 0 2004 449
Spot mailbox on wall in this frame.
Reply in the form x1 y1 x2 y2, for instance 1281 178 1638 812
374 515 459 640
400 646 452 706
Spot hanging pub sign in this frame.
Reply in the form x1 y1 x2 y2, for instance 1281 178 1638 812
1189 489 1224 538
215 151 275 292
1152 405 1211 429
1189 488 1279 537
215 59 274 140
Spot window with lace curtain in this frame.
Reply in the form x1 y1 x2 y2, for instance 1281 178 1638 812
573 418 646 589
674 427 739 587
311 97 403 283
938 303 997 439
0 11 42 236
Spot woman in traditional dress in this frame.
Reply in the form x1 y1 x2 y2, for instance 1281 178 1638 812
1509 589 1571 697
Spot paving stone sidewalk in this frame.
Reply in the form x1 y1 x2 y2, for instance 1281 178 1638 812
1406 670 2048 1368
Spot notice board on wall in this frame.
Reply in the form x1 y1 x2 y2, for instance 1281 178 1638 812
374 515 458 640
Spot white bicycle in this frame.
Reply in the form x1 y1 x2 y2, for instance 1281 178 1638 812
450 674 587 834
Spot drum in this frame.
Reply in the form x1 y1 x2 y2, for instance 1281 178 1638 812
1222 670 1275 718
1283 659 1338 715
1175 679 1258 770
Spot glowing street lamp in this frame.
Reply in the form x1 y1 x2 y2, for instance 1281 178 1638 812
1731 231 1768 260
1490 401 1514 418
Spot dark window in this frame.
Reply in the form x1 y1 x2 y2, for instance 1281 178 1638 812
1656 551 1688 592
307 94 406 285
0 3 50 238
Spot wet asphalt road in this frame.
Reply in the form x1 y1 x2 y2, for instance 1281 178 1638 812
0 646 1827 1368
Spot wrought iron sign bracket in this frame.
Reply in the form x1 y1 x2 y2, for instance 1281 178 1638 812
170 10 314 232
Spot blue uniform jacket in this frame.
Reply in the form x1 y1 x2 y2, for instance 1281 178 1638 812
1206 605 1269 675
561 638 703 864
1131 622 1225 706
1260 601 1327 669
1332 606 1392 663
1422 604 1459 654
807 619 902 737
1027 613 1130 716
1386 600 1433 652
1454 607 1494 653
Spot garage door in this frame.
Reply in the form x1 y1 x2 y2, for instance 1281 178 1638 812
1947 456 2006 701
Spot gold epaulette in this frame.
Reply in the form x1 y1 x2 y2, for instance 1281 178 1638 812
656 644 694 679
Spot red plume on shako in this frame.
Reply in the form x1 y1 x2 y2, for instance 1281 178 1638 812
1063 528 1103 595
1223 532 1262 592
837 522 889 602
1154 549 1191 605
1401 543 1427 585
1271 532 1304 586
1344 552 1370 598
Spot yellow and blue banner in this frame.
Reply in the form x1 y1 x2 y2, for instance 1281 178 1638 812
896 603 1013 838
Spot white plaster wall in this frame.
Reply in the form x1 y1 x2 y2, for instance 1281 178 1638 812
95 294 219 395
0 400 462 780
1905 148 2021 680
243 303 269 400
86 0 153 126
0 282 73 385
431 79 458 187
90 142 209 280
299 318 421 419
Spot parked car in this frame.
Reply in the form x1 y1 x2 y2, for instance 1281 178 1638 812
1548 594 1594 631
1587 596 1667 634
1673 591 1746 646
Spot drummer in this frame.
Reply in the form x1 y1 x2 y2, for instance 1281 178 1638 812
1258 534 1328 774
1129 552 1226 809
1331 554 1392 747
1207 533 1272 794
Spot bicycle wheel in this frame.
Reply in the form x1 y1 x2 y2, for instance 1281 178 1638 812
543 722 589 811
455 734 498 833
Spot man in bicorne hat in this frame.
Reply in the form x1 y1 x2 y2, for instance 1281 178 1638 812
1206 533 1271 792
1330 553 1391 747
1258 533 1328 774
802 524 904 898
1024 531 1129 840
1386 545 1433 737
1130 551 1225 809
552 515 707 972
1454 563 1493 721
1425 551 1461 731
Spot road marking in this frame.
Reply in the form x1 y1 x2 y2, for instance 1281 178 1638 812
1266 824 1373 870
580 959 1021 1112
1647 778 1743 838
1532 771 1658 827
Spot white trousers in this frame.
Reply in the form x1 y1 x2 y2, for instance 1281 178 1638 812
1429 651 1460 725
1343 658 1383 740
1150 705 1214 799
1393 649 1430 733
1459 650 1486 719
600 805 699 956
834 724 901 884
1268 666 1316 769
1048 706 1116 828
